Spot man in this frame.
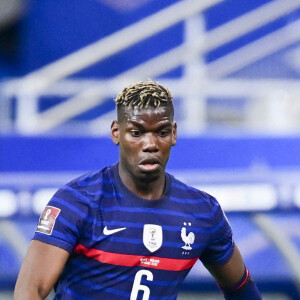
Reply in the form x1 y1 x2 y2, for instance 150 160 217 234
14 80 262 299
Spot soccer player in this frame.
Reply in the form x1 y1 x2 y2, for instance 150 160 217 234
14 81 262 299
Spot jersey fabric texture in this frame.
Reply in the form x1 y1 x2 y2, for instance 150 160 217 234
33 163 234 300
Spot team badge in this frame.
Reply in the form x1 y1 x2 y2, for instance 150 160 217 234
36 206 61 235
181 222 195 250
143 224 163 253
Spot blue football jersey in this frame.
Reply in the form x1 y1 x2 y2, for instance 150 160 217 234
33 163 234 299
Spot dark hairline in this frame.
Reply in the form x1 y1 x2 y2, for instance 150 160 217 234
117 103 174 124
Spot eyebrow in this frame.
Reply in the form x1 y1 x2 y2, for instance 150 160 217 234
127 120 172 130
127 121 144 130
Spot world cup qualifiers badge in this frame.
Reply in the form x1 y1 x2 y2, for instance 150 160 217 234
36 206 61 235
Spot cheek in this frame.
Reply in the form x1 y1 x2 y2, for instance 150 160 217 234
160 136 173 147
120 139 140 157
159 139 173 154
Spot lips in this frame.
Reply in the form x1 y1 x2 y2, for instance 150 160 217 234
138 157 161 172
139 157 161 165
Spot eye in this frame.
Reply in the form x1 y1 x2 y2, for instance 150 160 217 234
130 130 141 137
159 130 170 137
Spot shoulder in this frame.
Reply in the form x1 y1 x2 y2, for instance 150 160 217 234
168 173 229 232
168 172 219 207
52 165 113 206
69 165 112 190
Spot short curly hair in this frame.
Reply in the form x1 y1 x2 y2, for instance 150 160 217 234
114 80 173 109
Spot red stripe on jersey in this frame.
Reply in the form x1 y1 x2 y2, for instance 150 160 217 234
74 244 198 271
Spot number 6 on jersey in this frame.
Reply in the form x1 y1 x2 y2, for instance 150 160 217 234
130 270 153 300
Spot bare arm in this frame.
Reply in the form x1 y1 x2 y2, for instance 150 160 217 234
14 240 70 300
204 244 262 299
205 244 245 289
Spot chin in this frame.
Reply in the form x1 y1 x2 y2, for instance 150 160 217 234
138 171 160 183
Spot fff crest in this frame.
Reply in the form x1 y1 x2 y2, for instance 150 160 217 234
143 224 163 253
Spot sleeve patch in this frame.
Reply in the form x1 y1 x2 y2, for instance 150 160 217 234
36 206 61 235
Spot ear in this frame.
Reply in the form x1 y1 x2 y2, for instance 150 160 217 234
172 122 177 146
111 120 120 146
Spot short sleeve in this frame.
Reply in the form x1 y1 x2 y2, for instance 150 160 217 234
200 196 234 266
33 183 90 253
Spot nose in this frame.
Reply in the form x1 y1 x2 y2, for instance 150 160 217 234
142 133 159 152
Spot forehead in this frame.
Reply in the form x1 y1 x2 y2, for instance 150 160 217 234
121 106 173 125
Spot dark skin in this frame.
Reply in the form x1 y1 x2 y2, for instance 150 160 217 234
14 104 245 300
111 105 245 287
111 105 177 200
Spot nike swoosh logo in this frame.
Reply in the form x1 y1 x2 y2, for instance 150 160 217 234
103 226 126 235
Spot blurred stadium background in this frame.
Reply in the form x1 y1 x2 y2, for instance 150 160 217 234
1 0 300 299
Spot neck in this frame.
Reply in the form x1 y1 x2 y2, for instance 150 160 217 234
118 165 166 200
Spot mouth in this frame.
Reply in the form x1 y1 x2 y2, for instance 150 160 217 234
138 158 161 172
